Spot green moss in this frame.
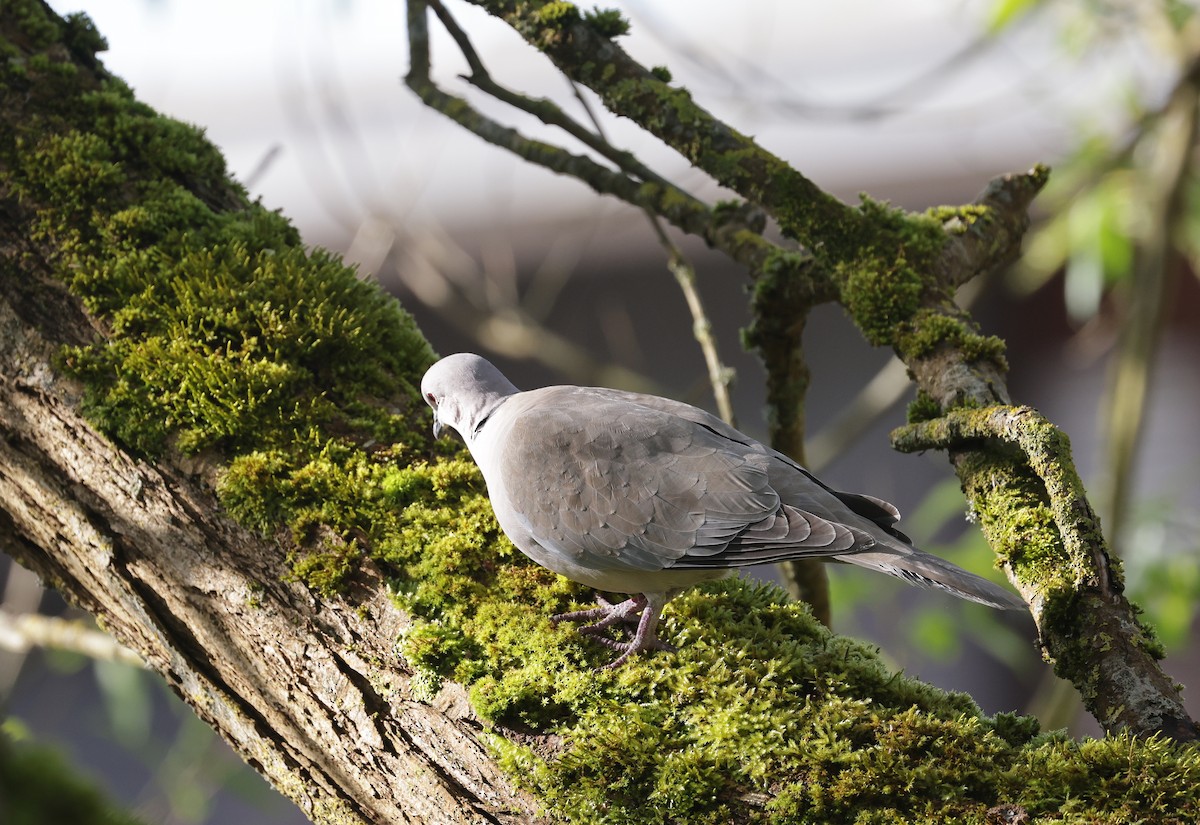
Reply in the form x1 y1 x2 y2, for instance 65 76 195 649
894 309 1008 368
62 12 108 63
959 449 1063 575
906 389 942 424
581 7 629 37
9 0 61 50
742 248 814 352
2 14 435 595
833 200 950 347
839 255 925 346
400 619 478 677
925 203 991 231
478 577 1200 825
536 1 579 27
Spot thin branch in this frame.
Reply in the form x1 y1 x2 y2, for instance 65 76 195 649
545 63 739 425
0 610 146 668
428 0 674 191
408 0 815 293
644 217 737 425
1099 63 1199 547
472 1 854 243
391 226 664 392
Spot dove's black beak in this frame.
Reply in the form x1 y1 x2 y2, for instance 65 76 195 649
432 416 444 439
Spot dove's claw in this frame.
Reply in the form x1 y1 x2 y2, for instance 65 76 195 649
553 593 676 668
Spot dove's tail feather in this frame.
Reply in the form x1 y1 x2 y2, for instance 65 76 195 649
836 548 1025 611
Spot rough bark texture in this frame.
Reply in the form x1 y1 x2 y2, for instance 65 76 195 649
0 261 535 825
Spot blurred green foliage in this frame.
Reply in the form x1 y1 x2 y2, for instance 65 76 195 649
0 716 145 825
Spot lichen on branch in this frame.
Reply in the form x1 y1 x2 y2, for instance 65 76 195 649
893 406 1198 740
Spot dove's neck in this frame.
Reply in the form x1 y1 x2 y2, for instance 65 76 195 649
460 391 512 451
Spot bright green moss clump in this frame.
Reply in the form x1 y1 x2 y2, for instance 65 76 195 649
480 578 1200 824
832 199 948 348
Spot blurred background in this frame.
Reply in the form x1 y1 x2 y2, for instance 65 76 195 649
3 1 1200 821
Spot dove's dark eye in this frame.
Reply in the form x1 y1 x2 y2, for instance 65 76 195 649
425 392 437 407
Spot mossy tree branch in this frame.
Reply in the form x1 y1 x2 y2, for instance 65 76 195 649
405 0 811 292
0 4 533 822
4 4 1200 825
425 1 1199 741
893 407 1197 740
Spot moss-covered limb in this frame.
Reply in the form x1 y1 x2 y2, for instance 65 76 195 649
0 3 535 822
475 579 1200 824
469 1 856 240
407 0 817 297
443 0 1048 349
890 168 1048 408
930 166 1051 289
893 407 1199 741
739 257 831 624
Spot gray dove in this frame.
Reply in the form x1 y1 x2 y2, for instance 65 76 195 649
421 353 1024 668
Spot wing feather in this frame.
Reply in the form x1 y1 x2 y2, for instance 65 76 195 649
491 387 886 576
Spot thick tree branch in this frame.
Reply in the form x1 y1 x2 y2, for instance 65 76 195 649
0 304 534 823
0 5 533 821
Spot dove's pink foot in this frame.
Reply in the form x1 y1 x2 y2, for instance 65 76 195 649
552 592 676 668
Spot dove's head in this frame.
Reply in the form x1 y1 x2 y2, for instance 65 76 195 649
421 353 520 444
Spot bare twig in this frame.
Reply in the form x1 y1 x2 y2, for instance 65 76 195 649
391 224 664 392
644 218 737 424
428 0 675 191
0 610 145 668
